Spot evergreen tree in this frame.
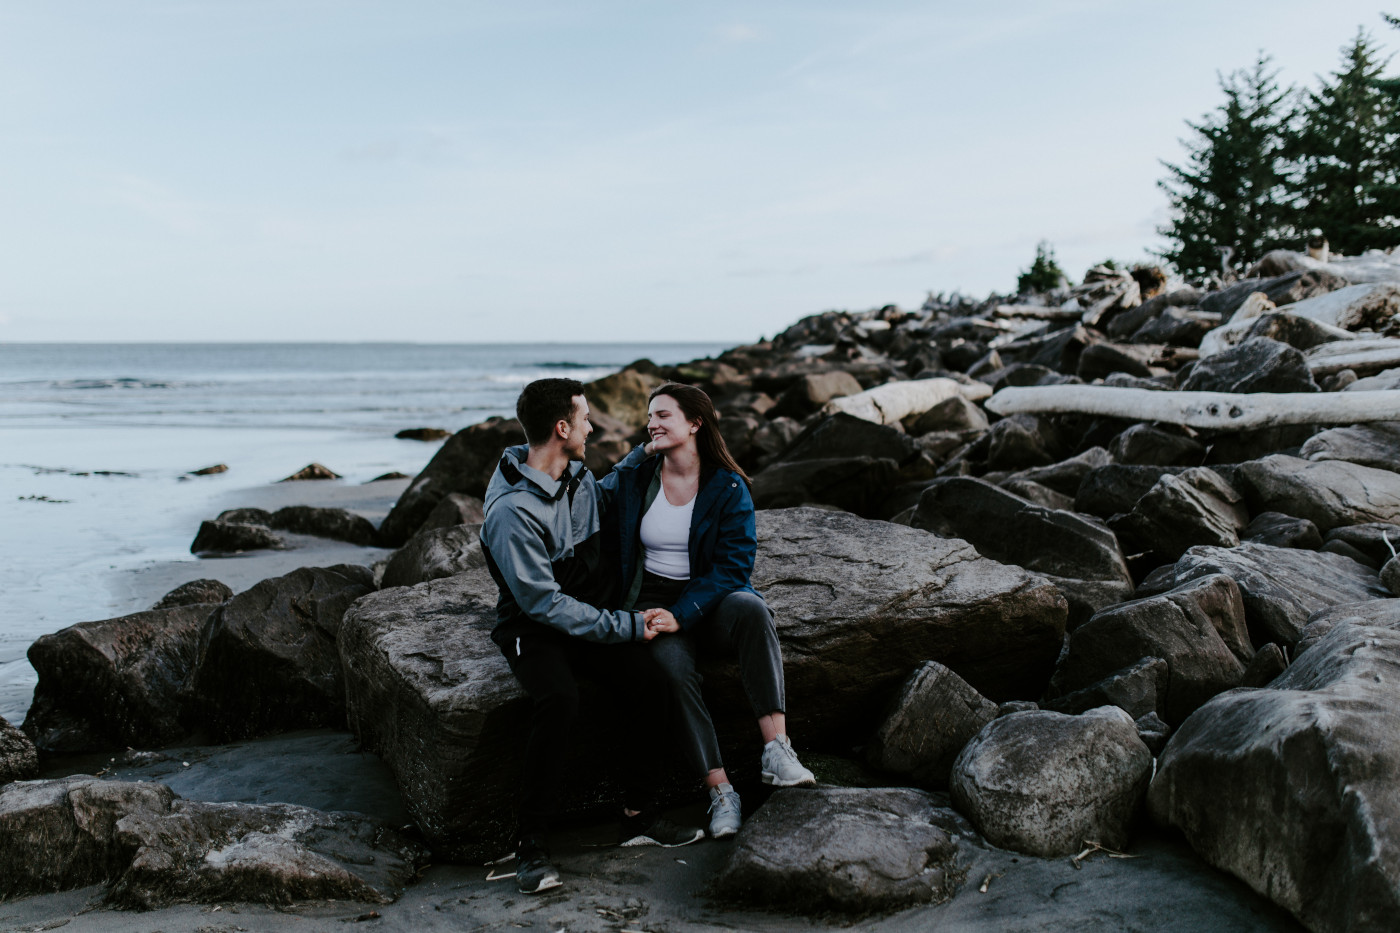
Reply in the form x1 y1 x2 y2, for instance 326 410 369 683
1016 241 1067 294
1289 31 1399 255
1157 55 1293 279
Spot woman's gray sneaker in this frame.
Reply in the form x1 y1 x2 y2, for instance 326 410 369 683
708 783 742 838
761 734 816 787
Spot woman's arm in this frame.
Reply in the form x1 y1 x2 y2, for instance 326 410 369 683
595 441 653 517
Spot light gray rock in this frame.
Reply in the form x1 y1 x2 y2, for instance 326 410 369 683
340 508 1067 859
381 524 483 589
1048 575 1250 725
950 706 1152 857
866 661 999 786
1138 542 1390 648
1385 557 1400 597
712 787 965 913
0 778 426 907
1301 422 1400 474
905 394 990 435
1295 599 1400 655
1238 454 1400 533
0 717 37 786
1148 611 1400 933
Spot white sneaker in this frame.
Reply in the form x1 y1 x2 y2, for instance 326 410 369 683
761 735 816 787
708 783 742 838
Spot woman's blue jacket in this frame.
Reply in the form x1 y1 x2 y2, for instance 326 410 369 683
599 445 757 631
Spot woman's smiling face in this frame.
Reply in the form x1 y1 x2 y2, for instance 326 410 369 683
647 393 698 453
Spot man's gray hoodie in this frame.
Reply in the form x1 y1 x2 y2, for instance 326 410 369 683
480 444 646 644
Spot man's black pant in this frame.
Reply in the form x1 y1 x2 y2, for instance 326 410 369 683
494 618 669 846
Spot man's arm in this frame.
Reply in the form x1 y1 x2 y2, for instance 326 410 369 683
482 505 648 644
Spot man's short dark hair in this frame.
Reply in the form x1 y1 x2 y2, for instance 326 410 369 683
516 378 586 445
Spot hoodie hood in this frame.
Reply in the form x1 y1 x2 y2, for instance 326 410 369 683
484 444 586 514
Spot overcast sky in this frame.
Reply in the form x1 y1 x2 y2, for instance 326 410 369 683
1 1 1394 343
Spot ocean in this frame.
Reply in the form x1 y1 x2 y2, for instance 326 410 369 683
0 342 728 725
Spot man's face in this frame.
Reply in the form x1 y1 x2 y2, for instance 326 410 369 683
563 395 592 459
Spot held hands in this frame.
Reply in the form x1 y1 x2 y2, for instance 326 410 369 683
642 607 679 639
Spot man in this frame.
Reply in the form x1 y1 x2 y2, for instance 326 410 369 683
480 377 702 895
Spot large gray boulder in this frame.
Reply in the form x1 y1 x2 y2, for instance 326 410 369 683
340 508 1067 859
1138 542 1390 648
913 477 1132 624
1148 609 1400 933
190 519 287 554
865 661 999 786
1300 422 1400 474
380 524 482 589
0 778 426 907
1237 454 1400 533
712 787 964 913
378 416 526 546
751 456 901 518
267 505 379 546
0 717 37 786
1182 337 1319 393
23 601 220 754
950 706 1152 857
1047 575 1252 725
1110 467 1248 563
1042 656 1168 720
189 564 375 742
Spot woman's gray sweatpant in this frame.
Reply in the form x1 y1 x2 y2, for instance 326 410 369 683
648 590 786 777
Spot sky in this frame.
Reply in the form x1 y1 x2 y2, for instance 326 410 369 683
0 1 1396 344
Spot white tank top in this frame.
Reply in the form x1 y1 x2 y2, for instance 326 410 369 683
640 486 694 580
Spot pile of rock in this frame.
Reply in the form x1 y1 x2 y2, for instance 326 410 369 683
10 248 1400 925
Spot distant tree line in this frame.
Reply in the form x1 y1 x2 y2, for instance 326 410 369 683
1158 20 1400 279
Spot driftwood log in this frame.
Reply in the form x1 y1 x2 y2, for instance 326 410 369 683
1305 339 1400 377
822 377 992 425
986 387 1400 430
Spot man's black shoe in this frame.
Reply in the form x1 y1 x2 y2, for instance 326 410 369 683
515 844 562 894
618 811 705 847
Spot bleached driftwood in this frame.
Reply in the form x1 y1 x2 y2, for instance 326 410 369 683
985 386 1400 430
1306 338 1400 377
991 304 1084 322
822 377 992 425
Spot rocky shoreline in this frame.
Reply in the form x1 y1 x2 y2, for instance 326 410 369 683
6 247 1400 931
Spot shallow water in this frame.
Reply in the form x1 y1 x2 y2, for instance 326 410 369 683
0 342 724 724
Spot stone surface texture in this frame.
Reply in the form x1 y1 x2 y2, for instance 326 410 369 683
865 661 999 786
380 524 482 589
1238 454 1400 533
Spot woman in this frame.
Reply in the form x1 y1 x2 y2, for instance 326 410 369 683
601 382 815 840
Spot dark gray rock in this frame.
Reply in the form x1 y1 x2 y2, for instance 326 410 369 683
950 706 1152 857
1321 523 1400 568
985 414 1062 471
1108 424 1206 466
23 602 220 753
279 462 341 481
1242 311 1353 352
1005 447 1112 497
0 778 426 907
0 717 37 785
998 477 1074 511
997 700 1039 716
216 507 273 524
1385 557 1400 596
1042 656 1168 720
417 491 485 533
1077 343 1152 381
1238 454 1400 533
1131 307 1214 347
1137 542 1389 648
1300 421 1400 474
712 787 964 913
378 416 526 546
1135 711 1171 756
340 508 1067 859
775 412 918 466
767 371 863 420
1182 338 1319 394
381 524 482 589
913 477 1132 624
1199 268 1351 318
395 426 451 441
995 324 1095 374
1148 611 1400 933
150 578 234 611
751 416 802 461
1111 468 1248 562
189 564 376 742
751 456 901 518
866 661 999 786
1242 512 1322 550
905 395 989 435
1048 575 1250 725
268 505 378 546
1240 643 1288 687
1074 464 1190 518
190 520 286 554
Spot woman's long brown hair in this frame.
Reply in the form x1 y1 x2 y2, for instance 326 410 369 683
648 382 752 486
